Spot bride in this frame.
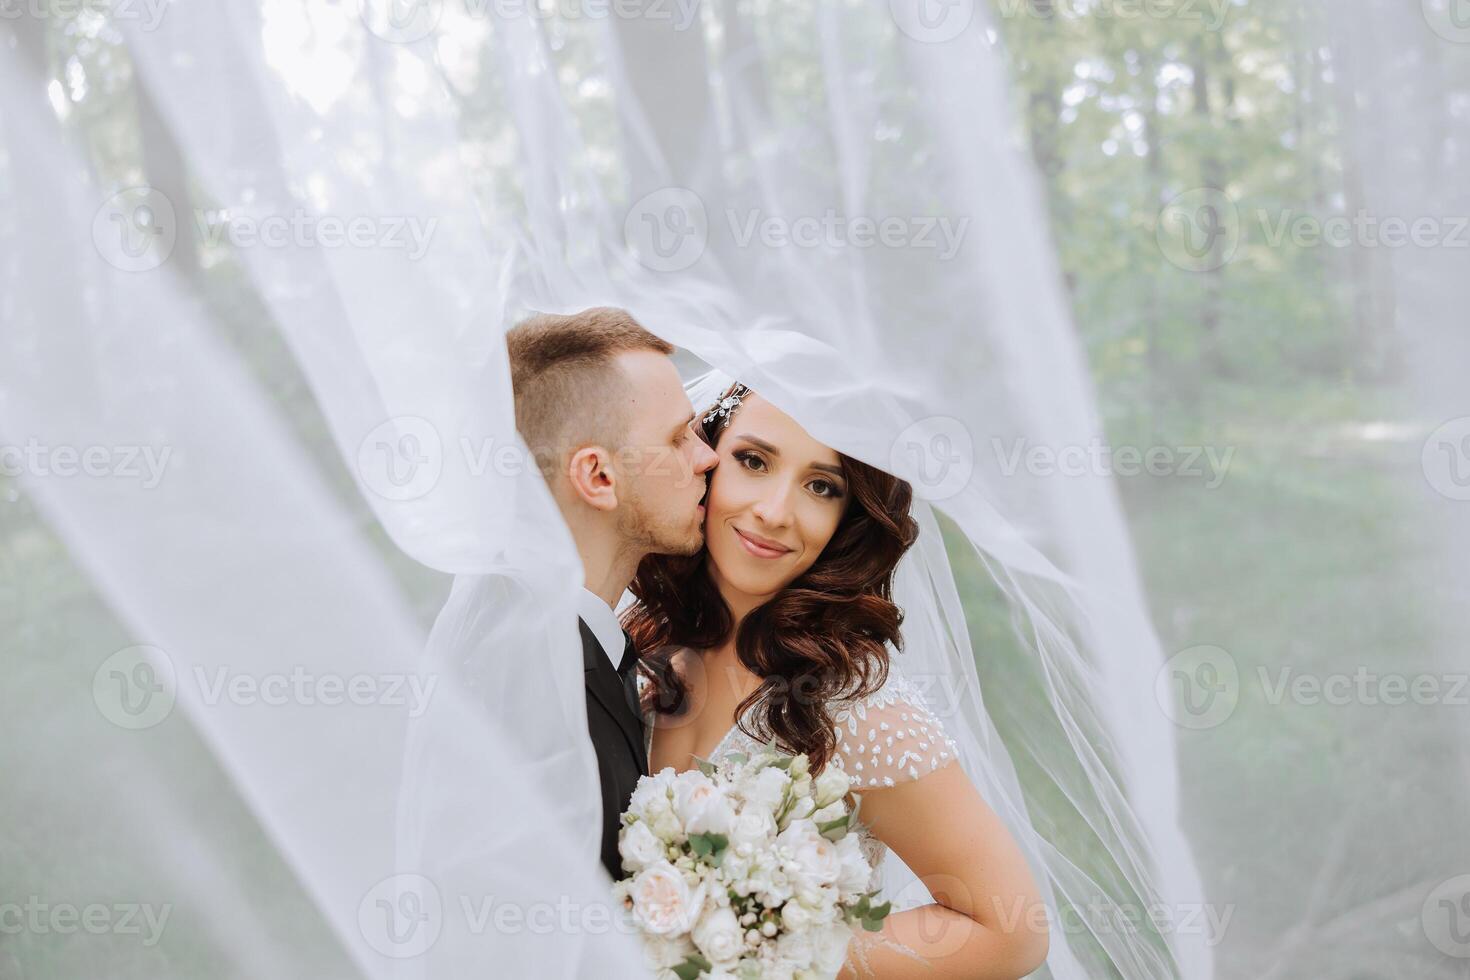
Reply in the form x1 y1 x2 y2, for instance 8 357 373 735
626 381 1051 979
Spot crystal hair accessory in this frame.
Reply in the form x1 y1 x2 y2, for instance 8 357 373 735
703 382 751 430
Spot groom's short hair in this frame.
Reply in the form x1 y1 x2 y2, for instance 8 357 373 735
506 307 674 472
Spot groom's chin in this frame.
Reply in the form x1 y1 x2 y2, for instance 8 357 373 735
664 523 706 558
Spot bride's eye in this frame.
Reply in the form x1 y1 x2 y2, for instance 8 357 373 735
733 450 766 473
808 478 844 499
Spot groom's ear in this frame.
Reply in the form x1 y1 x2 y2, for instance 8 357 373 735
566 445 619 512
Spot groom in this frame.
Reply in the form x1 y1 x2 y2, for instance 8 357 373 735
506 307 718 879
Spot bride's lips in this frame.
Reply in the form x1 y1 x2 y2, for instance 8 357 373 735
733 526 792 559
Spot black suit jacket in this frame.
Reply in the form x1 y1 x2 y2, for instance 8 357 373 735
581 619 649 879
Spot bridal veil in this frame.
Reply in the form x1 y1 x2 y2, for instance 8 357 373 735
3 2 1465 978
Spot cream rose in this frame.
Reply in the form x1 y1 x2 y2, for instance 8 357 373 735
629 861 707 936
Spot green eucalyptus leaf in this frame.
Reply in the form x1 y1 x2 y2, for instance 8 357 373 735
672 953 712 980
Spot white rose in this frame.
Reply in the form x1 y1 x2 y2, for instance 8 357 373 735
730 808 777 849
834 833 873 899
811 802 846 826
692 905 744 964
742 766 791 817
628 768 677 818
641 932 697 971
737 857 770 898
629 861 707 936
813 767 851 807
812 922 856 976
674 770 737 836
778 822 842 888
774 928 816 969
761 867 796 906
619 819 666 873
782 794 816 826
780 899 817 932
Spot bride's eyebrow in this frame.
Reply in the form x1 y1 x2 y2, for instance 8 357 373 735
810 461 845 480
735 435 844 479
732 434 777 455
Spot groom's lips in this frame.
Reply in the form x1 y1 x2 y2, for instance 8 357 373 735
734 527 792 559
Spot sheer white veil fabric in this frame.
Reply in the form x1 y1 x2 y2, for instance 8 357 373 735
15 1 1460 978
0 1 1209 974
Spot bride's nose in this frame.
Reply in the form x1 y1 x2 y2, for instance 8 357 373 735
751 482 796 528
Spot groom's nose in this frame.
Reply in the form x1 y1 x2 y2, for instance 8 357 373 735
691 440 718 475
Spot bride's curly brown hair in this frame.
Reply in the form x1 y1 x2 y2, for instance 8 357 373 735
623 383 920 773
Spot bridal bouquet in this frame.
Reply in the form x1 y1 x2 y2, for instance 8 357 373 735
614 749 890 980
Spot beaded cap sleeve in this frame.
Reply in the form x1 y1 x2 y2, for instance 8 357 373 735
831 665 959 791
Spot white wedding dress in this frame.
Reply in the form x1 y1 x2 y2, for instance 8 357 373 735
643 659 959 910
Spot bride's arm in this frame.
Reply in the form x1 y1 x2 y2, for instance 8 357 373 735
842 763 1050 979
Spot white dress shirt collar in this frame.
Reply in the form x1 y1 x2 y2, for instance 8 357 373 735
577 588 626 671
